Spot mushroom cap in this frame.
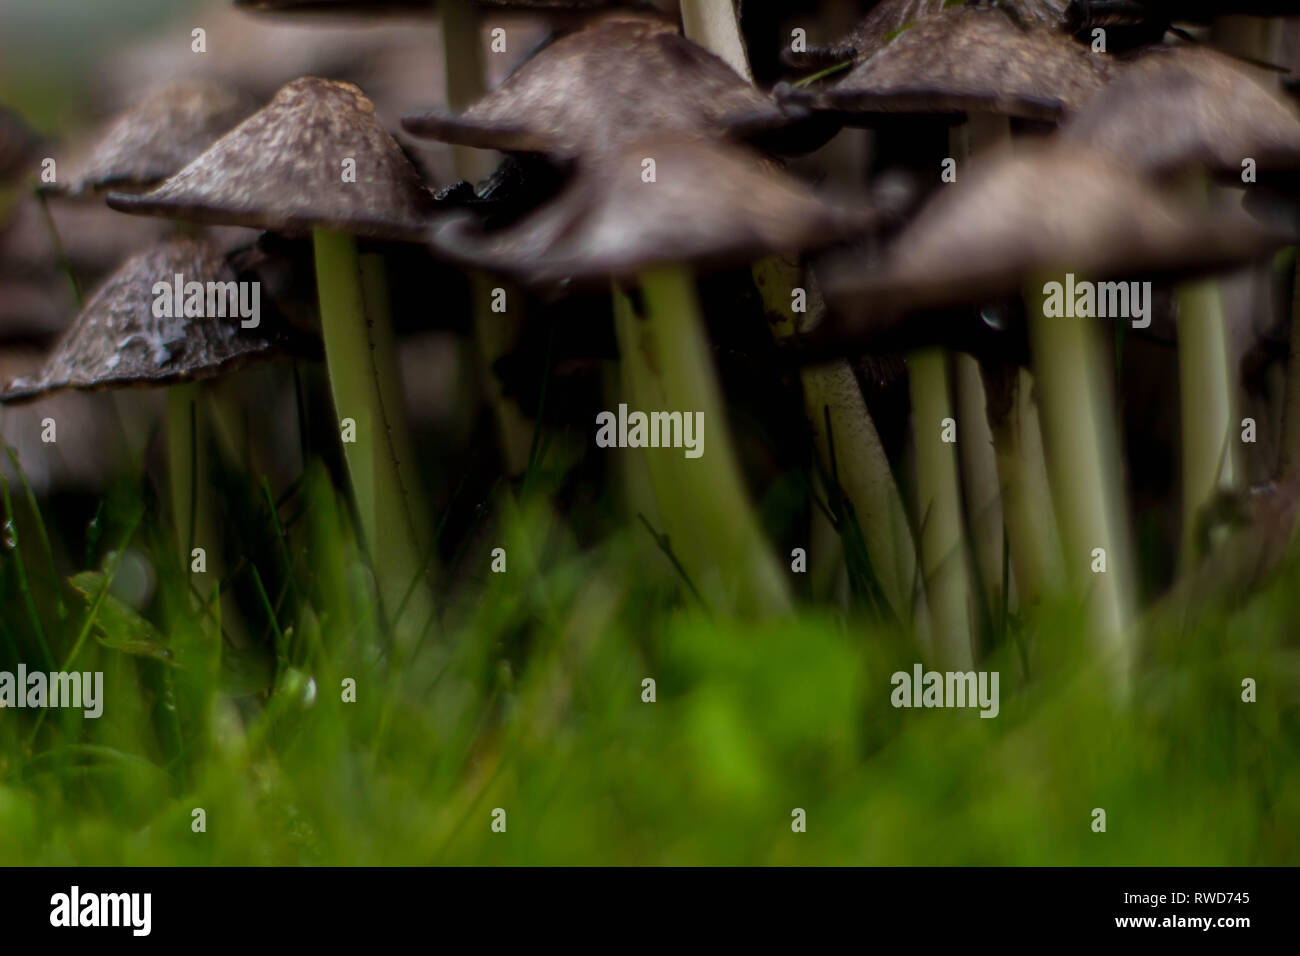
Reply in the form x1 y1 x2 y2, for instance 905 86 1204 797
784 0 948 70
785 6 1115 124
45 80 258 198
107 77 437 241
426 137 877 286
0 239 290 404
233 0 434 12
402 13 801 159
1061 45 1300 182
819 144 1290 329
971 0 1071 31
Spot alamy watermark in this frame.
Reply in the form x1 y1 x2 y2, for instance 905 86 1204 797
0 665 103 718
152 274 260 328
595 403 703 459
50 886 151 936
891 663 999 718
1042 273 1151 329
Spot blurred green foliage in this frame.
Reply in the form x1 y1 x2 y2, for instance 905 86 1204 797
0 424 1296 865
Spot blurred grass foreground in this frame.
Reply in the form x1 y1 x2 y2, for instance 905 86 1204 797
0 0 1298 866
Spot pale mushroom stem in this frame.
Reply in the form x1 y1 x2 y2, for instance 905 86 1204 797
313 228 433 639
1026 280 1134 689
910 349 975 667
615 268 791 615
1177 270 1235 569
948 117 1006 635
679 0 751 80
979 361 1065 607
758 255 922 626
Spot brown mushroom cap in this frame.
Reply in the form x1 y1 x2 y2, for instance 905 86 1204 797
785 0 949 71
786 6 1115 124
972 0 1071 31
818 144 1290 330
427 137 877 285
402 13 798 159
234 0 434 12
107 77 437 241
45 80 258 198
1060 45 1300 182
0 239 288 404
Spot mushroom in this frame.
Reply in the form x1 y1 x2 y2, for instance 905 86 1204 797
401 11 811 161
428 138 874 285
782 0 949 73
1060 45 1300 184
1061 43 1300 563
0 238 301 566
41 80 258 199
429 136 875 614
0 239 291 403
781 5 1115 125
816 143 1291 679
778 5 1120 653
107 77 439 636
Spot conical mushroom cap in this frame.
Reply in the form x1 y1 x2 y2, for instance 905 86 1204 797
107 77 436 241
785 0 948 71
402 13 797 159
427 138 876 285
0 239 288 403
1061 46 1300 181
819 144 1289 329
47 80 257 198
788 7 1114 124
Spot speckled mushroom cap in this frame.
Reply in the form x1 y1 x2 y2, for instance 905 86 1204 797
402 13 800 160
1060 46 1300 182
107 77 437 241
818 144 1289 329
427 137 877 285
45 80 258 198
0 239 288 404
783 6 1115 124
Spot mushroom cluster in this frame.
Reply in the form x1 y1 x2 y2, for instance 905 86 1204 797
3 0 1300 686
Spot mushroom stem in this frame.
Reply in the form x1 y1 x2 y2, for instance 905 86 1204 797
615 267 791 614
979 361 1064 607
167 383 204 567
1177 272 1236 569
1026 280 1134 687
955 353 1006 623
949 117 1009 625
757 255 921 623
679 0 752 80
312 228 433 639
909 348 975 667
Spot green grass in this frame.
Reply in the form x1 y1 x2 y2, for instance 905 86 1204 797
0 418 1297 866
